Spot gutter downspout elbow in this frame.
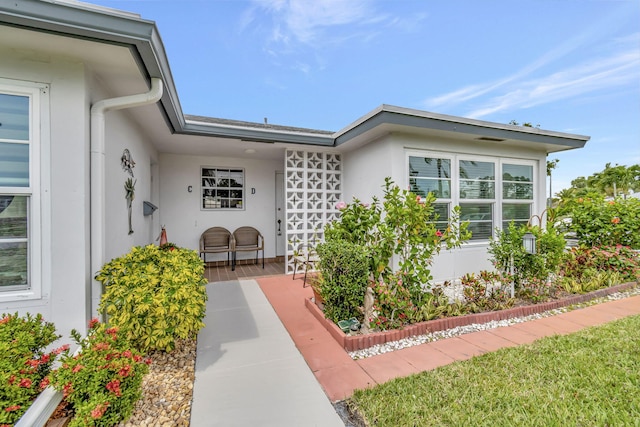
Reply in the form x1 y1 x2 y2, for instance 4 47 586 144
90 78 163 317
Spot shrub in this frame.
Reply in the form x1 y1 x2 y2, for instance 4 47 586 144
561 245 640 284
560 269 623 294
489 222 565 289
316 240 370 323
0 313 63 425
370 273 418 330
557 196 640 248
49 319 149 427
325 177 469 295
461 271 514 312
96 244 208 352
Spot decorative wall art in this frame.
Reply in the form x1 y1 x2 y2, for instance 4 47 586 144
121 148 135 177
121 149 136 234
125 177 136 235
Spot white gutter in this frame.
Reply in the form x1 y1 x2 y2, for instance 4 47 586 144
90 78 163 312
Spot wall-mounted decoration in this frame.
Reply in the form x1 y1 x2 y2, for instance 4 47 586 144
125 177 136 234
121 149 135 177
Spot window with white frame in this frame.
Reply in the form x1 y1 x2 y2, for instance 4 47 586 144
502 163 533 229
407 152 536 242
0 82 42 295
459 160 495 241
201 167 245 209
409 156 451 231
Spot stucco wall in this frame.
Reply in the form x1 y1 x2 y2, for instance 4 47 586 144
341 132 547 282
103 110 159 260
158 153 282 263
0 51 91 340
342 137 395 203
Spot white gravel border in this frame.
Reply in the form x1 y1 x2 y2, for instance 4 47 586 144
348 287 640 360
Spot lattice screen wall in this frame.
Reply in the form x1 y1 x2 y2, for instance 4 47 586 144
285 150 342 274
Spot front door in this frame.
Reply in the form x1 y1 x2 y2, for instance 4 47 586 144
275 172 285 257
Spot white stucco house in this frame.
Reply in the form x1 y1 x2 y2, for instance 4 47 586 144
0 0 589 338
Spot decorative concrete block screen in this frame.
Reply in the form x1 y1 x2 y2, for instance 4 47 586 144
285 150 342 274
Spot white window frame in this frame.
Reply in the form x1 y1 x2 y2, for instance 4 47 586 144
200 166 246 210
0 79 48 302
500 159 535 230
406 150 537 244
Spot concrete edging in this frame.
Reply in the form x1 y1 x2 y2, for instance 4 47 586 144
305 282 639 352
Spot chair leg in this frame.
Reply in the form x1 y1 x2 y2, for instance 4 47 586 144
262 249 264 269
232 251 236 271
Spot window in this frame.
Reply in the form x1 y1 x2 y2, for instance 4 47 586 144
201 167 245 209
459 160 495 241
502 163 533 229
0 82 43 296
409 156 451 232
407 152 536 243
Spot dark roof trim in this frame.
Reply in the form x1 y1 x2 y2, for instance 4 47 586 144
334 105 590 149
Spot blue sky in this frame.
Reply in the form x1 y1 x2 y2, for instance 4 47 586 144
87 0 639 194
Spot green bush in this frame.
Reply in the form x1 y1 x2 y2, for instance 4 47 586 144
561 245 640 284
557 196 640 248
325 177 469 296
49 319 149 427
461 271 514 312
316 240 370 323
0 313 62 425
489 222 565 290
96 244 208 352
370 273 418 330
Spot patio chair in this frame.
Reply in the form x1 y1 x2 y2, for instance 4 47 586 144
232 226 264 270
199 227 234 268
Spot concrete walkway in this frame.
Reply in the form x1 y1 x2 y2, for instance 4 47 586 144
190 279 344 427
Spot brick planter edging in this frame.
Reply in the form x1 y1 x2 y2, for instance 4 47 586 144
304 282 638 352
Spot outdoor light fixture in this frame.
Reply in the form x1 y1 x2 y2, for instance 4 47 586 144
522 232 537 254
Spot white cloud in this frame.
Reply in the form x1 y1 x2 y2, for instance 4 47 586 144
465 48 640 118
248 0 383 48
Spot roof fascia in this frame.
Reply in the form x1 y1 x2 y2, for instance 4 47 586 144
335 105 590 150
182 121 334 146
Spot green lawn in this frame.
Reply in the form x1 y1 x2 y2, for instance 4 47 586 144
349 315 640 426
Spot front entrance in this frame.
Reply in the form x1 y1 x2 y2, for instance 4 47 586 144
275 172 285 258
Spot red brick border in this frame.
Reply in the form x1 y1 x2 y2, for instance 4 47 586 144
304 282 638 352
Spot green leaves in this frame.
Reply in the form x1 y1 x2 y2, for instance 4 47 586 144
96 244 208 352
488 222 566 296
325 178 470 291
316 240 370 323
48 320 149 427
0 313 61 425
558 196 640 249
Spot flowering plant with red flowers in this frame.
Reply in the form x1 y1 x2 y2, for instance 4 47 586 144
48 319 150 427
0 312 63 426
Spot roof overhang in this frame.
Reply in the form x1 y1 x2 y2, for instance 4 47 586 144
334 105 590 154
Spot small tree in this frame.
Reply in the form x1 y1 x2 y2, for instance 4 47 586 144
324 178 470 297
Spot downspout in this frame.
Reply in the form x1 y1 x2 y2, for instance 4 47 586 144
90 78 163 316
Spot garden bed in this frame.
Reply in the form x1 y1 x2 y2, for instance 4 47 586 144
305 281 639 352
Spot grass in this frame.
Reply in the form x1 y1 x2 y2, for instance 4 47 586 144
349 314 640 426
